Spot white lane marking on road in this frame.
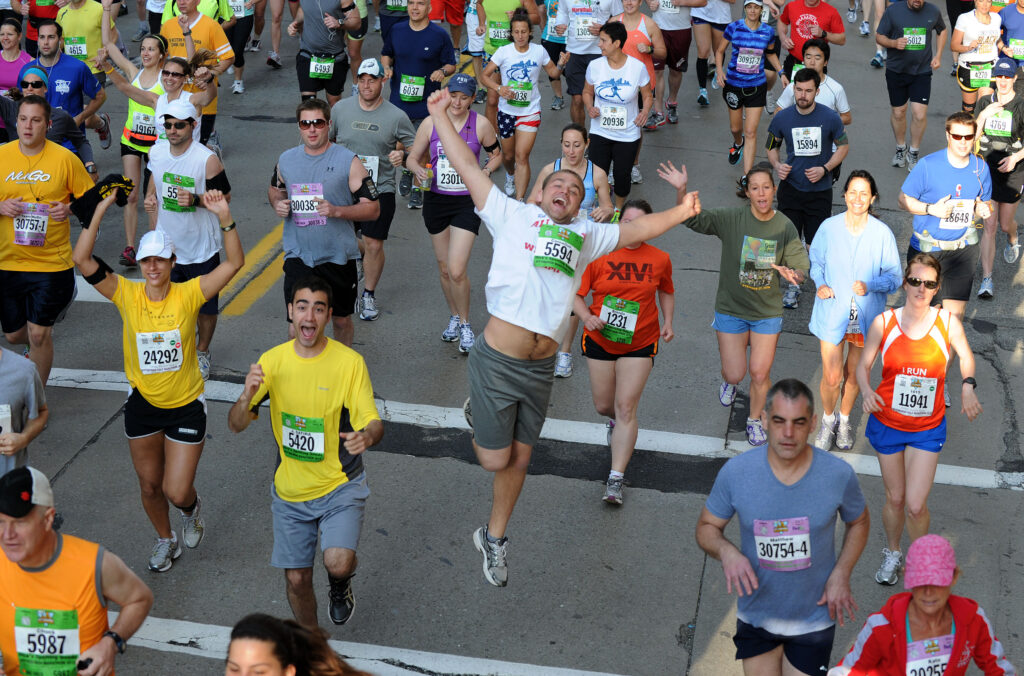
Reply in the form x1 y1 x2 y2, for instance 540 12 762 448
114 613 625 676
47 368 1024 490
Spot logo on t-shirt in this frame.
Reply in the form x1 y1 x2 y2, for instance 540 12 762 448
596 78 630 102
794 13 821 40
508 59 539 80
4 170 52 183
54 79 71 95
955 183 962 198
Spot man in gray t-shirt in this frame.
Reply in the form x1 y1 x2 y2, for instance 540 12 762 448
0 347 48 475
696 378 869 676
288 0 361 106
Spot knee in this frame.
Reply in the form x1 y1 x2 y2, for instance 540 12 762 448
363 237 383 255
437 261 450 281
748 367 771 385
162 483 191 507
722 365 746 384
476 448 511 472
137 476 163 500
821 368 843 390
25 325 51 347
906 499 929 521
613 398 639 422
514 149 530 165
911 109 927 124
891 108 907 121
284 567 312 591
594 400 615 418
885 489 906 512
126 187 140 205
324 548 357 577
448 264 467 284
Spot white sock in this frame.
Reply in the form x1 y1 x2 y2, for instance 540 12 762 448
822 411 836 426
609 470 624 480
839 413 850 425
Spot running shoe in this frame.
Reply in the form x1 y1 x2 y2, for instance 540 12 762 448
978 276 994 299
765 90 776 114
603 475 624 505
246 38 262 52
906 149 919 171
267 50 282 68
1004 242 1021 264
782 283 800 309
859 19 870 36
746 418 767 446
504 173 516 196
96 112 111 150
814 416 836 450
550 95 565 110
472 526 508 587
630 166 643 184
554 351 573 378
666 102 678 124
875 548 902 585
206 131 223 160
328 575 356 625
197 350 211 381
132 26 148 42
232 80 245 94
458 323 475 353
442 314 461 341
950 63 957 77
463 396 473 428
607 171 614 188
846 6 856 22
358 293 379 320
709 64 719 89
373 14 380 31
697 88 709 107
408 187 424 209
399 170 413 196
180 495 205 548
474 88 487 104
728 141 744 165
945 387 952 408
891 146 907 168
835 419 854 450
227 65 235 75
119 245 137 267
719 381 736 406
149 532 181 572
644 111 664 130
870 51 884 68
605 418 615 446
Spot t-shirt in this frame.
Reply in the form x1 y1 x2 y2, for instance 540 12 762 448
161 14 234 115
251 339 380 502
161 0 235 25
0 50 32 92
297 0 348 55
555 0 624 56
651 0 691 31
328 97 417 194
767 103 847 192
26 0 60 41
541 0 567 42
901 150 992 245
775 74 850 114
57 0 116 73
1000 3 1024 61
491 42 552 116
111 276 206 409
381 21 457 120
691 0 730 25
0 140 94 273
586 55 649 142
481 0 521 53
778 0 844 61
477 185 620 342
954 10 1001 65
577 243 674 353
705 446 866 636
723 20 777 87
19 53 101 120
0 346 45 476
685 206 810 320
975 90 1024 155
876 0 946 74
147 140 223 265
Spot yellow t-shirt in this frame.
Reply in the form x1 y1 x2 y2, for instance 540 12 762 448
251 339 380 502
111 276 206 409
161 14 234 115
57 0 116 73
0 141 94 273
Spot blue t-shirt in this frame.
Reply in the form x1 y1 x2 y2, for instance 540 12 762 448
723 20 776 87
19 53 101 121
705 446 866 637
1000 4 1024 62
541 0 566 44
901 150 992 246
767 103 846 193
381 21 457 120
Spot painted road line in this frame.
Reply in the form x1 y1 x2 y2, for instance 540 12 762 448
222 250 286 316
114 613 624 676
46 368 1024 490
219 221 284 310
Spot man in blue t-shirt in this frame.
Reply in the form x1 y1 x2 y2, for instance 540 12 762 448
1000 0 1024 67
696 378 869 676
766 67 848 308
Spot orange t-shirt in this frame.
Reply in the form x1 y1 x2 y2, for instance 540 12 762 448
874 307 951 432
161 14 234 115
577 242 674 354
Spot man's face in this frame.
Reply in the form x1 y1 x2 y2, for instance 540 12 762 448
37 26 60 58
802 47 825 74
177 0 199 14
358 73 383 102
163 116 194 146
288 288 331 348
794 79 817 110
0 506 53 565
539 171 585 223
16 102 48 147
407 0 428 20
946 122 975 159
762 395 815 462
908 0 925 10
298 110 329 150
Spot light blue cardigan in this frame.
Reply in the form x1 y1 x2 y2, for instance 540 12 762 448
808 213 903 346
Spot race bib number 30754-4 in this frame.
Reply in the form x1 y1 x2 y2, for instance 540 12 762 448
753 517 811 571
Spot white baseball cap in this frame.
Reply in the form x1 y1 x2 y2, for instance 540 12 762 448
357 58 385 78
159 98 199 123
137 230 175 260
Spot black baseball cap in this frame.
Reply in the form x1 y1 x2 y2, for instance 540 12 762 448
0 467 54 518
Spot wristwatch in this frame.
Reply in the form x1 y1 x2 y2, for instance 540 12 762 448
962 377 977 389
103 631 127 655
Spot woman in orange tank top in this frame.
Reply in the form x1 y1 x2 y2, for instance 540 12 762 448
614 0 666 137
855 253 982 589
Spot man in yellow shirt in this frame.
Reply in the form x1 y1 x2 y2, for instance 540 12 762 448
228 276 383 630
57 0 118 80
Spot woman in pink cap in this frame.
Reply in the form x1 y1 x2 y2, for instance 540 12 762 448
828 534 1016 676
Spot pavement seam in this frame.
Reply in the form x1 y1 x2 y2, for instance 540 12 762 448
682 553 709 675
50 405 125 486
972 329 1024 475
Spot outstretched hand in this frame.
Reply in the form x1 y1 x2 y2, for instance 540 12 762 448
657 161 688 191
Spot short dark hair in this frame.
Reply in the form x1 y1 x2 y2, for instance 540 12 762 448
765 378 814 415
18 95 50 124
621 198 653 215
600 21 628 50
541 168 585 194
295 97 331 122
801 38 830 62
792 67 820 89
289 275 333 307
945 111 976 134
36 19 61 38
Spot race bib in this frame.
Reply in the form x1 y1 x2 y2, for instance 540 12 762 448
939 199 973 229
399 74 425 102
906 634 954 676
1011 38 1024 58
310 55 334 79
903 27 926 50
385 0 407 9
0 404 11 436
736 47 762 74
792 126 822 156
14 608 81 676
508 80 533 107
135 328 183 374
13 203 49 247
790 62 804 75
892 373 938 416
969 62 992 88
753 517 811 571
290 182 326 226
64 36 87 59
985 109 1012 137
229 0 254 16
659 0 679 13
599 295 639 343
358 154 380 183
488 19 511 44
130 111 156 137
760 5 770 22
533 222 582 276
846 298 861 335
161 173 196 213
600 104 628 130
574 14 596 40
281 412 325 462
435 150 466 193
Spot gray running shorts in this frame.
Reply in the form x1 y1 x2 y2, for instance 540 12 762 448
270 473 369 569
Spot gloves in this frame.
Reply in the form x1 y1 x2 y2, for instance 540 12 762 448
71 174 136 227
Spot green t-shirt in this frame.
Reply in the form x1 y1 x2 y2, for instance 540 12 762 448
685 206 809 320
482 0 522 54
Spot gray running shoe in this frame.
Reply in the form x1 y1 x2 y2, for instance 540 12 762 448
475 88 487 104
472 526 508 587
1004 242 1021 264
358 293 379 321
149 532 182 572
666 102 678 124
180 495 205 548
442 314 460 342
550 95 565 110
554 351 573 378
399 169 413 196
603 476 624 505
892 146 907 168
814 417 836 450
408 187 424 209
630 166 643 184
978 276 994 299
463 397 473 428
874 548 902 585
835 419 854 450
906 149 920 171
458 323 475 353
197 350 211 381
782 284 800 309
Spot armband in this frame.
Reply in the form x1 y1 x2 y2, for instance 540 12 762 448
483 139 500 153
84 255 113 285
765 133 783 151
270 165 286 190
183 30 192 36
206 169 232 195
341 2 356 10
221 221 236 232
354 175 379 201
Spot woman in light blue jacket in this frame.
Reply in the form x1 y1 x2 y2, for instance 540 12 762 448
808 170 902 451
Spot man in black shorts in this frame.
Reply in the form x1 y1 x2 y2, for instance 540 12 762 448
287 0 361 106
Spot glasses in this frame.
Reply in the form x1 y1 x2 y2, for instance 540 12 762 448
906 277 939 290
19 80 45 89
298 118 328 130
948 132 975 141
163 120 190 130
161 69 186 78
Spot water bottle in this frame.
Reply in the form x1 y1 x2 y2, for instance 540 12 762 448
418 163 433 191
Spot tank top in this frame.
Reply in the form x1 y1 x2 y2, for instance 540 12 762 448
0 534 110 676
614 13 656 85
429 110 482 196
555 157 597 211
122 71 165 152
154 93 202 148
874 307 951 432
148 140 222 265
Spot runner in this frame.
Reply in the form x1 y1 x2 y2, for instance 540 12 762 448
874 0 946 171
285 0 360 106
466 0 489 104
227 614 375 675
264 0 298 68
268 98 381 347
647 0 695 123
406 74 502 353
614 0 664 131
828 534 1017 676
854 253 982 586
539 0 567 110
480 0 540 129
479 8 563 199
695 378 870 675
662 160 808 446
808 170 901 451
691 0 733 107
57 0 118 88
222 0 255 93
715 0 783 177
554 0 623 125
774 39 851 129
0 346 47 475
778 0 845 78
17 0 60 58
1000 0 1024 68
145 98 232 380
574 198 674 505
951 0 1001 113
329 57 417 321
72 188 244 572
0 94 94 385
973 57 1024 299
0 466 154 676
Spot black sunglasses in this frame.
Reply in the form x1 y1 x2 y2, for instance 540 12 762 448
161 69 186 78
948 132 975 141
19 80 45 89
906 277 939 290
163 120 191 130
298 118 328 130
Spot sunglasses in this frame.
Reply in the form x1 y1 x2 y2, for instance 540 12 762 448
161 69 186 78
163 120 191 130
906 277 939 290
948 132 975 141
19 80 45 89
298 118 328 130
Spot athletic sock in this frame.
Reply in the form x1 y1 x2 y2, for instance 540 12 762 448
909 147 919 154
839 413 850 425
608 470 624 480
180 498 197 514
822 411 836 426
363 289 374 297
896 144 907 150
696 58 708 88
485 528 506 544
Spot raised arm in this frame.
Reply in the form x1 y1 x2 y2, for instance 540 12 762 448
72 192 120 300
228 363 264 432
614 162 700 248
425 90 494 209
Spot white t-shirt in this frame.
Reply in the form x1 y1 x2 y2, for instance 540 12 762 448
776 74 850 114
692 0 732 26
652 0 692 31
490 43 552 116
955 10 1002 66
555 0 624 55
586 55 650 142
477 185 620 342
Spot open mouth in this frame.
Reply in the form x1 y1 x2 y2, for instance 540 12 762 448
298 324 317 341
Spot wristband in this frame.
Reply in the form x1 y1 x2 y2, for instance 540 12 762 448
104 66 114 74
963 377 977 389
183 30 192 35
191 194 201 207
221 221 236 232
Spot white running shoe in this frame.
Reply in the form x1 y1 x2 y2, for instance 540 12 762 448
358 293 380 321
719 381 736 406
554 351 573 377
504 173 516 196
441 314 460 342
197 350 211 381
232 80 245 94
473 526 508 587
814 417 836 450
180 495 205 548
875 548 902 585
458 323 475 353
630 166 643 184
149 532 182 572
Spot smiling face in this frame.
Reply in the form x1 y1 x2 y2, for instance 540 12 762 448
448 90 471 114
287 288 331 349
0 23 20 51
745 170 776 216
407 0 429 20
140 255 174 287
993 72 1016 95
0 506 55 566
844 176 874 217
140 36 164 68
161 62 187 92
909 582 955 619
540 170 585 223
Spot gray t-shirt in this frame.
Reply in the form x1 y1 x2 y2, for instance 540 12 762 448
877 0 946 75
328 97 417 195
276 143 360 266
0 347 45 475
705 446 866 636
299 0 349 55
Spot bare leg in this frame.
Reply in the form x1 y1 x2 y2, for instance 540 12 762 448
876 449 907 551
284 567 318 629
747 331 779 419
128 433 173 538
445 226 477 320
362 235 385 291
196 313 217 353
331 316 353 345
904 445 939 540
513 128 537 199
